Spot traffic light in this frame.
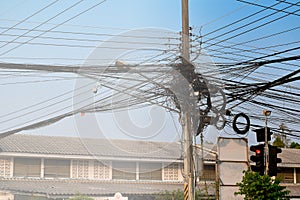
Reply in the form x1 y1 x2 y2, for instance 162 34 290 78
268 145 282 176
253 127 273 142
250 144 264 175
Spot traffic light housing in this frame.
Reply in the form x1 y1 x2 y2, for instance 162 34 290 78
268 145 282 176
250 144 264 175
253 127 273 142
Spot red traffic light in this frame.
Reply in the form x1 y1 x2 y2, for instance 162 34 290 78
250 144 265 175
250 144 264 162
250 144 264 154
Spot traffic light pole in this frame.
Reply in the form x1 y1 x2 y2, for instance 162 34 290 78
264 111 270 175
181 0 195 200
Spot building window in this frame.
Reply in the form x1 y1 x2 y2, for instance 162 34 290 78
278 168 294 183
112 161 136 180
14 158 41 177
72 160 89 179
296 168 300 183
44 159 70 178
0 158 11 177
139 162 162 180
199 164 215 181
94 161 110 180
164 163 179 181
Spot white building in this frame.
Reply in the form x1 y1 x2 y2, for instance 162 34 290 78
0 134 299 199
0 134 215 199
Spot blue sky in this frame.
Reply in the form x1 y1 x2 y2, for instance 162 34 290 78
0 0 299 145
0 1 239 28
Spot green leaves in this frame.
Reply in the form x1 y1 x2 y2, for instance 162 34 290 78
156 189 212 200
290 142 300 149
235 170 290 200
68 193 94 200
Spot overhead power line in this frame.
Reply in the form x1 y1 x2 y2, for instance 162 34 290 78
237 0 300 17
0 0 60 35
0 25 179 40
202 1 282 38
0 0 108 56
0 0 85 52
204 2 300 48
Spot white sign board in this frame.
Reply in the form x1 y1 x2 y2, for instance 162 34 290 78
218 137 248 161
219 162 248 185
95 193 128 200
218 137 249 200
220 186 244 200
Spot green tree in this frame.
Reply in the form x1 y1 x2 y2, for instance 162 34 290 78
29 196 47 200
272 123 291 148
156 189 183 200
290 141 300 149
273 137 285 148
68 193 94 200
156 189 212 200
235 170 290 200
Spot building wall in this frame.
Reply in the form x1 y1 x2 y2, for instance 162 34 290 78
278 167 300 184
0 191 14 200
0 158 11 178
0 156 185 182
3 155 300 185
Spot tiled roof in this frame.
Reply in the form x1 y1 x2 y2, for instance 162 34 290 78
0 134 182 160
0 134 300 164
278 148 300 167
0 178 216 197
0 178 181 196
285 185 300 197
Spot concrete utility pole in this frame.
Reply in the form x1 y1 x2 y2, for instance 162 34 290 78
182 0 190 62
181 0 195 200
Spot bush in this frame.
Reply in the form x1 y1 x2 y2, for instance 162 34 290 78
235 170 290 200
